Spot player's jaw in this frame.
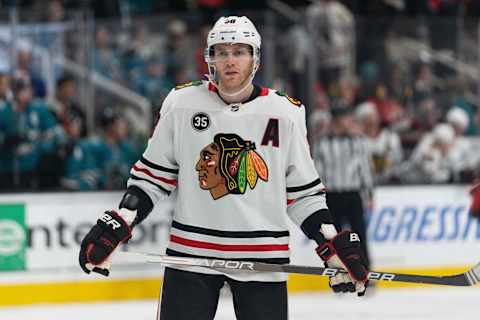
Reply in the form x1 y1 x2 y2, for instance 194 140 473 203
217 64 252 92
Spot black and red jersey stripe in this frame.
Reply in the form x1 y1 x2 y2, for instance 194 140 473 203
132 164 177 186
139 156 179 174
170 235 289 252
168 220 290 263
171 220 289 238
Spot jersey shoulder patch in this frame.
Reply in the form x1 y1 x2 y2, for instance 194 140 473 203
175 80 203 90
274 91 302 107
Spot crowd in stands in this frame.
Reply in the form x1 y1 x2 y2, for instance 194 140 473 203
0 70 142 192
1 0 480 193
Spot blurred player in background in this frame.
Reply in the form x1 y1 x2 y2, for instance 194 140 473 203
78 16 369 320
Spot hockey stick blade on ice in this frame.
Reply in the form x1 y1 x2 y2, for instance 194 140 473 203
120 252 480 286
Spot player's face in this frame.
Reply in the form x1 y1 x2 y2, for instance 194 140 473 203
195 143 224 190
212 43 253 92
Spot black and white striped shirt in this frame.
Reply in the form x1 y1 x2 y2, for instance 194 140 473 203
312 134 374 193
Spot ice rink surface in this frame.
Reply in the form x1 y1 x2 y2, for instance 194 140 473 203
0 287 478 320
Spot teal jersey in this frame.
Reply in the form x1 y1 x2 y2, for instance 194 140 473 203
64 136 139 190
0 100 15 148
0 100 63 172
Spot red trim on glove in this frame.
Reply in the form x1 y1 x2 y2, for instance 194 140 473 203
86 243 96 264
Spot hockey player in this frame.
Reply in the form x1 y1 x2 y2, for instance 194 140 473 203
79 16 369 319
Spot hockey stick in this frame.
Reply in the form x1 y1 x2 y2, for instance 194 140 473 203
120 252 480 287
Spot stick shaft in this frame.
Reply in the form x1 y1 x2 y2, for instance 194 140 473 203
121 252 480 287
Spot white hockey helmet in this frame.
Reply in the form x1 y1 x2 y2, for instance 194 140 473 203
204 16 261 84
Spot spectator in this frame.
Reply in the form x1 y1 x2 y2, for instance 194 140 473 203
446 106 469 137
283 23 310 101
307 0 355 86
48 75 87 138
0 73 12 103
165 19 196 84
35 75 88 189
37 0 67 60
123 22 166 82
400 95 441 154
450 91 478 135
445 107 477 181
404 123 468 184
0 77 64 191
62 109 138 190
16 44 47 98
93 27 122 81
355 101 403 184
367 83 405 127
387 62 410 103
308 84 331 140
131 58 173 108
413 62 434 98
337 76 359 107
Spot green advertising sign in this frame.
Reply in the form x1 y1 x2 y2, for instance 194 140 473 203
0 204 26 271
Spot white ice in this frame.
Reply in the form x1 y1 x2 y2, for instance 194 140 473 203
0 287 477 320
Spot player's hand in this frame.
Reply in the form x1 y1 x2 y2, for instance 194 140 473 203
79 211 132 276
470 183 480 218
316 231 369 296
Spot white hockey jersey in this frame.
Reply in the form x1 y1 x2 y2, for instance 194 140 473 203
127 81 328 281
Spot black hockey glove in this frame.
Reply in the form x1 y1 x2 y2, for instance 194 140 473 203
79 210 132 276
316 231 369 296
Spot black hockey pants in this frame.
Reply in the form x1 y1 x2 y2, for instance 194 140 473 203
157 267 288 320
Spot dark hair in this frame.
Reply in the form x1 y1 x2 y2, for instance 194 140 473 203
100 107 121 128
56 75 75 89
12 77 31 93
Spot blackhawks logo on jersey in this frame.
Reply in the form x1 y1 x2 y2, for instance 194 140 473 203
195 133 269 200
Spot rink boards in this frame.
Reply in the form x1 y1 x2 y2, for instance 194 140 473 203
0 185 478 305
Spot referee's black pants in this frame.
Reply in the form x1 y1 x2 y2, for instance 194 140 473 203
158 267 288 320
326 191 371 268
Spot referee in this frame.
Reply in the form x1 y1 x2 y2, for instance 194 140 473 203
312 105 374 268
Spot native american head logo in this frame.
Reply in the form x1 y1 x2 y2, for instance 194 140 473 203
195 133 269 200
